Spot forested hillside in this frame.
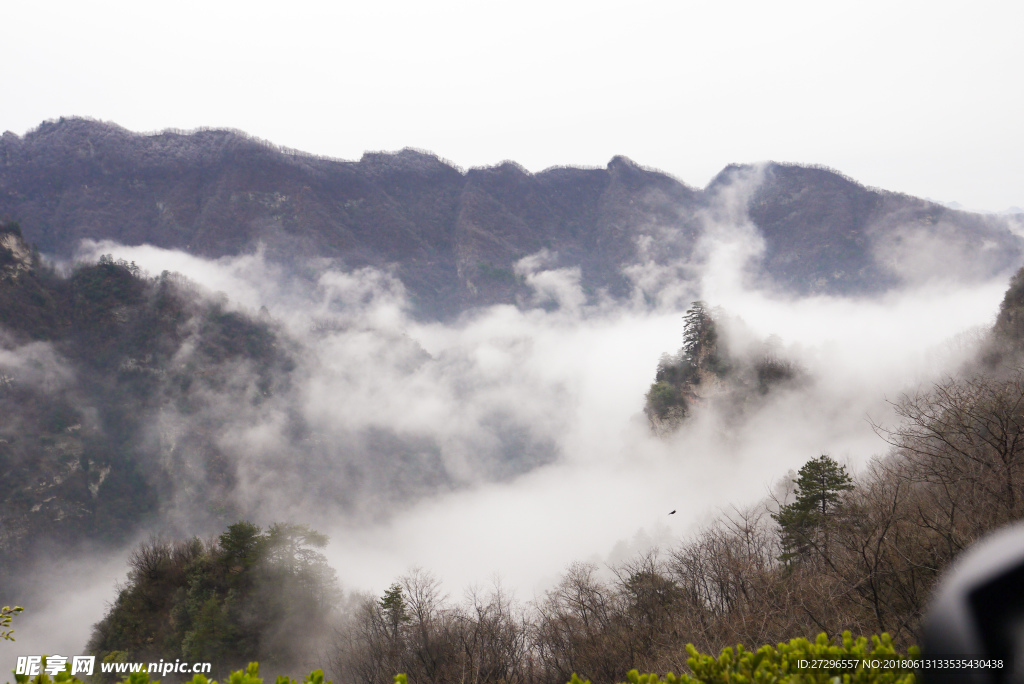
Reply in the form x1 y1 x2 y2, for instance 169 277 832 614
0 220 293 581
87 522 338 680
0 216 558 591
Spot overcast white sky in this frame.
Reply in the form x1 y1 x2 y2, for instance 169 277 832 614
4 1 1023 209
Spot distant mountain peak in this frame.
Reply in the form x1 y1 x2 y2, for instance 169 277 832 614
1 118 1022 317
359 147 459 175
607 155 639 169
26 116 132 141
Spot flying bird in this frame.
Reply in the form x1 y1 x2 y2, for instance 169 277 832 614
669 510 676 515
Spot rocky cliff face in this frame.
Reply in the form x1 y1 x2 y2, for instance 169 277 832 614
2 118 1022 319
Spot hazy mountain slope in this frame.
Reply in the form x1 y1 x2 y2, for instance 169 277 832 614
2 118 1022 320
0 223 295 580
715 162 1024 294
0 222 560 586
0 120 701 318
453 156 702 307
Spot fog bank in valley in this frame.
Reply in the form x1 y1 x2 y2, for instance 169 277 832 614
9 186 1014 661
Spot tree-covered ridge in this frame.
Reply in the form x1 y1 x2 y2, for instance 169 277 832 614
0 223 294 582
644 301 799 433
87 522 339 680
3 117 1021 319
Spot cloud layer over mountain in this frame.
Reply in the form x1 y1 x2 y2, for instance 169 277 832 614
1 134 1017 662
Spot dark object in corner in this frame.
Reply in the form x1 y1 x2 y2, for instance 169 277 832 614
921 521 1024 683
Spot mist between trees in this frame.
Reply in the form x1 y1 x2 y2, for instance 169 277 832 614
82 358 1024 684
64 259 1024 683
329 363 1024 684
8 217 1024 682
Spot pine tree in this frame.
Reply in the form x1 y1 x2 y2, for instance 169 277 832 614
645 301 729 429
772 454 854 561
682 301 717 365
380 582 410 637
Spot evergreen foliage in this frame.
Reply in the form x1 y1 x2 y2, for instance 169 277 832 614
680 302 719 370
379 583 410 636
643 302 726 428
772 455 854 561
10 247 1024 684
86 522 339 679
566 632 917 684
644 301 797 432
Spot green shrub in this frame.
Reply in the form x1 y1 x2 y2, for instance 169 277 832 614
566 632 918 684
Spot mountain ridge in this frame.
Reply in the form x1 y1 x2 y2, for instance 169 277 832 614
2 117 1022 319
